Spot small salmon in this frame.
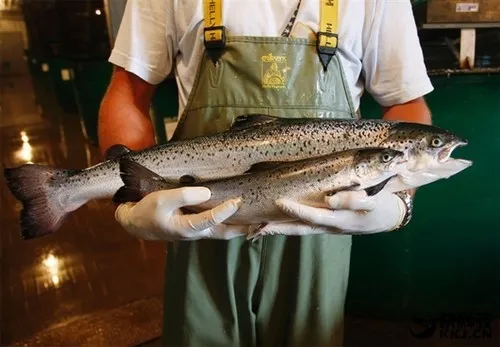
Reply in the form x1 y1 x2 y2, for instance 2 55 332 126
114 148 409 225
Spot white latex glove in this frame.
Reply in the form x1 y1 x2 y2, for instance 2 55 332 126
115 187 251 241
273 190 408 235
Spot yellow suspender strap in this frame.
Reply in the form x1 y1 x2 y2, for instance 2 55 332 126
317 0 339 70
203 0 226 63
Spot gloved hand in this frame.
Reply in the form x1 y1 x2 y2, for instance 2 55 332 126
273 190 409 235
115 187 251 241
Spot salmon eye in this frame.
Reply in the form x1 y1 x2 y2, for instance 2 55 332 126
381 153 393 163
431 137 444 148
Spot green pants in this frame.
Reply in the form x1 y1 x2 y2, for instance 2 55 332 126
162 234 352 347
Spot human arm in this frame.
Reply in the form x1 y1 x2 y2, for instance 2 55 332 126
98 66 157 155
98 0 247 241
98 70 250 240
99 68 247 240
98 0 176 155
273 98 431 235
272 1 433 235
382 96 432 125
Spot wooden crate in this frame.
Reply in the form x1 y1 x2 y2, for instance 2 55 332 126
427 0 500 23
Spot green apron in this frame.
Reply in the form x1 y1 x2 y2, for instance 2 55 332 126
163 1 357 346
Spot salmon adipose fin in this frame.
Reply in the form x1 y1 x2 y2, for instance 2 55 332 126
3 164 79 240
113 158 176 204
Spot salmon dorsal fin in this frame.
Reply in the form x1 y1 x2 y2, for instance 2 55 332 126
230 114 278 131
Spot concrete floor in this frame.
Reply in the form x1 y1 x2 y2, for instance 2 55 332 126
0 7 166 347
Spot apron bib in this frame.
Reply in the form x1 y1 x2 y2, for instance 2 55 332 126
171 36 356 140
163 1 355 346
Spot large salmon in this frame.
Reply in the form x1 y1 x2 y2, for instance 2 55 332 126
3 115 471 239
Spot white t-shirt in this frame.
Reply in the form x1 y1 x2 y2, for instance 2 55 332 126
109 0 434 114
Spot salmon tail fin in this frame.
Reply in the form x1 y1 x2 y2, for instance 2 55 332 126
113 158 176 204
3 164 78 240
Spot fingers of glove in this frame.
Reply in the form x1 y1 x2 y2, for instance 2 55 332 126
115 203 164 241
164 197 242 233
326 190 377 211
323 205 404 233
275 198 340 227
276 197 402 233
322 209 390 233
153 187 212 211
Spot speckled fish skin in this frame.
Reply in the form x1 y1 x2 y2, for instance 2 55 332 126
3 115 468 239
113 116 468 200
180 147 408 224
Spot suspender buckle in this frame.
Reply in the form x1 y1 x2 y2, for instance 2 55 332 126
316 31 338 70
203 26 226 63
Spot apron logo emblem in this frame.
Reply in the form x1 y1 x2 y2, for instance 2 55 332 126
261 53 287 89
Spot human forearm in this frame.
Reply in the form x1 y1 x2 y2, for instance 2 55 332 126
381 97 432 125
98 67 157 156
98 96 155 155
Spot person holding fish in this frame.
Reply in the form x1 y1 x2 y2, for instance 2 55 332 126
97 0 436 346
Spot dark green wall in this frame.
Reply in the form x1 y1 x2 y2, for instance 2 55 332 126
71 61 113 145
27 58 179 146
346 74 500 319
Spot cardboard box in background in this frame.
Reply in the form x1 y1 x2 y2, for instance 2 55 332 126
427 0 500 23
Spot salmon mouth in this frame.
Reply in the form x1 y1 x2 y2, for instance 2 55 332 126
438 140 468 163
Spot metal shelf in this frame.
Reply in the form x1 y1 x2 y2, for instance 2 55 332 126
420 22 500 69
422 22 500 29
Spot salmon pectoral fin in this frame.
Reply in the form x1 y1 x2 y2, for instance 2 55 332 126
246 223 268 243
364 176 393 196
113 158 176 204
